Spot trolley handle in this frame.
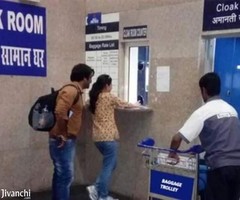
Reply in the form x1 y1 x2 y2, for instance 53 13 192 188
137 143 204 154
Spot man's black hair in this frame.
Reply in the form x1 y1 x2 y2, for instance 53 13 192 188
199 72 221 96
70 63 94 82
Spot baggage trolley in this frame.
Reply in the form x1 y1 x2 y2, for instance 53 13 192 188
137 139 204 200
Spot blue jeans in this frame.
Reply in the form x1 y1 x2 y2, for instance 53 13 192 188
49 138 76 200
94 141 118 198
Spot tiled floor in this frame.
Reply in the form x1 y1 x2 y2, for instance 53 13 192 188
11 185 131 200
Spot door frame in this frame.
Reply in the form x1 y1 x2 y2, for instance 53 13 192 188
123 41 150 102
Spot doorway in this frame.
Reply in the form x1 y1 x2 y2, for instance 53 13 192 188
205 37 240 115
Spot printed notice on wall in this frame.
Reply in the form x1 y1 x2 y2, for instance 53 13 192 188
85 13 119 95
0 1 46 77
156 66 170 92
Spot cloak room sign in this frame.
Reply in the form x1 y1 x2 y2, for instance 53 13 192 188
203 0 240 31
0 0 46 77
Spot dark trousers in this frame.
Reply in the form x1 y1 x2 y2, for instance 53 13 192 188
205 166 240 200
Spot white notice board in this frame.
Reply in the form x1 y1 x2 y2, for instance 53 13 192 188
85 12 119 96
156 66 170 92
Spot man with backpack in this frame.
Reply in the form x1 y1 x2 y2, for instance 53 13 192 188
49 63 94 200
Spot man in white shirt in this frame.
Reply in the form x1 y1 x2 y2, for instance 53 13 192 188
169 72 240 200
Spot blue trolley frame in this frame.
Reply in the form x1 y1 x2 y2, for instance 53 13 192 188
138 144 200 200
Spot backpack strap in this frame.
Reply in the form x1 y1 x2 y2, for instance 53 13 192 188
72 90 80 105
60 84 80 106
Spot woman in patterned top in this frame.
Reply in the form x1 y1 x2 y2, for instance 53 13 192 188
87 74 136 200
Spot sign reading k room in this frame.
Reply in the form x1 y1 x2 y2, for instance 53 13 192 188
203 0 240 31
0 0 46 77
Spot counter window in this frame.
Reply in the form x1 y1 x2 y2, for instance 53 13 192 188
124 44 149 105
